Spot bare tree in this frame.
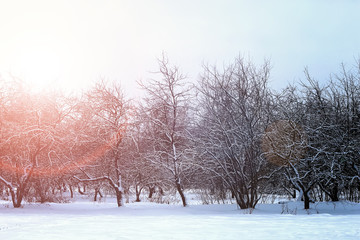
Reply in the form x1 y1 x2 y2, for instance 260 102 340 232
138 54 193 207
195 56 273 209
73 81 129 207
0 80 70 207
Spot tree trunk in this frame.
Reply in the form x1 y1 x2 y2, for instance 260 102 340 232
303 191 310 210
330 184 339 202
175 182 187 207
234 192 247 209
115 188 123 207
148 186 155 198
8 168 33 208
159 187 164 195
69 185 74 198
94 188 99 201
135 185 142 202
35 180 48 203
10 188 24 208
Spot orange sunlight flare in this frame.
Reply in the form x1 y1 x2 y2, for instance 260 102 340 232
1 125 127 178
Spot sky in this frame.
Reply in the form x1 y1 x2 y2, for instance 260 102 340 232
0 0 360 96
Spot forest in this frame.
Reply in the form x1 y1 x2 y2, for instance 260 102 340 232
1 55 360 210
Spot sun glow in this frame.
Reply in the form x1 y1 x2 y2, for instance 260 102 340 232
12 44 64 92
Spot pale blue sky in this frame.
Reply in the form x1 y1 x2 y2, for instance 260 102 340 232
0 0 359 94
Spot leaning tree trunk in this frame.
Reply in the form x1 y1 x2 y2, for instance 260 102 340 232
175 179 187 207
319 182 340 202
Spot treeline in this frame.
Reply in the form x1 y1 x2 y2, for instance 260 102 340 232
1 55 360 209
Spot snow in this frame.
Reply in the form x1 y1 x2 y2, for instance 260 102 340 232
1 199 360 240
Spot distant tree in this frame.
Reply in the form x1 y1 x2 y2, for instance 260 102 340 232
126 112 162 202
301 74 342 203
317 64 360 201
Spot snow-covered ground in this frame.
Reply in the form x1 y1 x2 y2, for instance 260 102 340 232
1 199 360 240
